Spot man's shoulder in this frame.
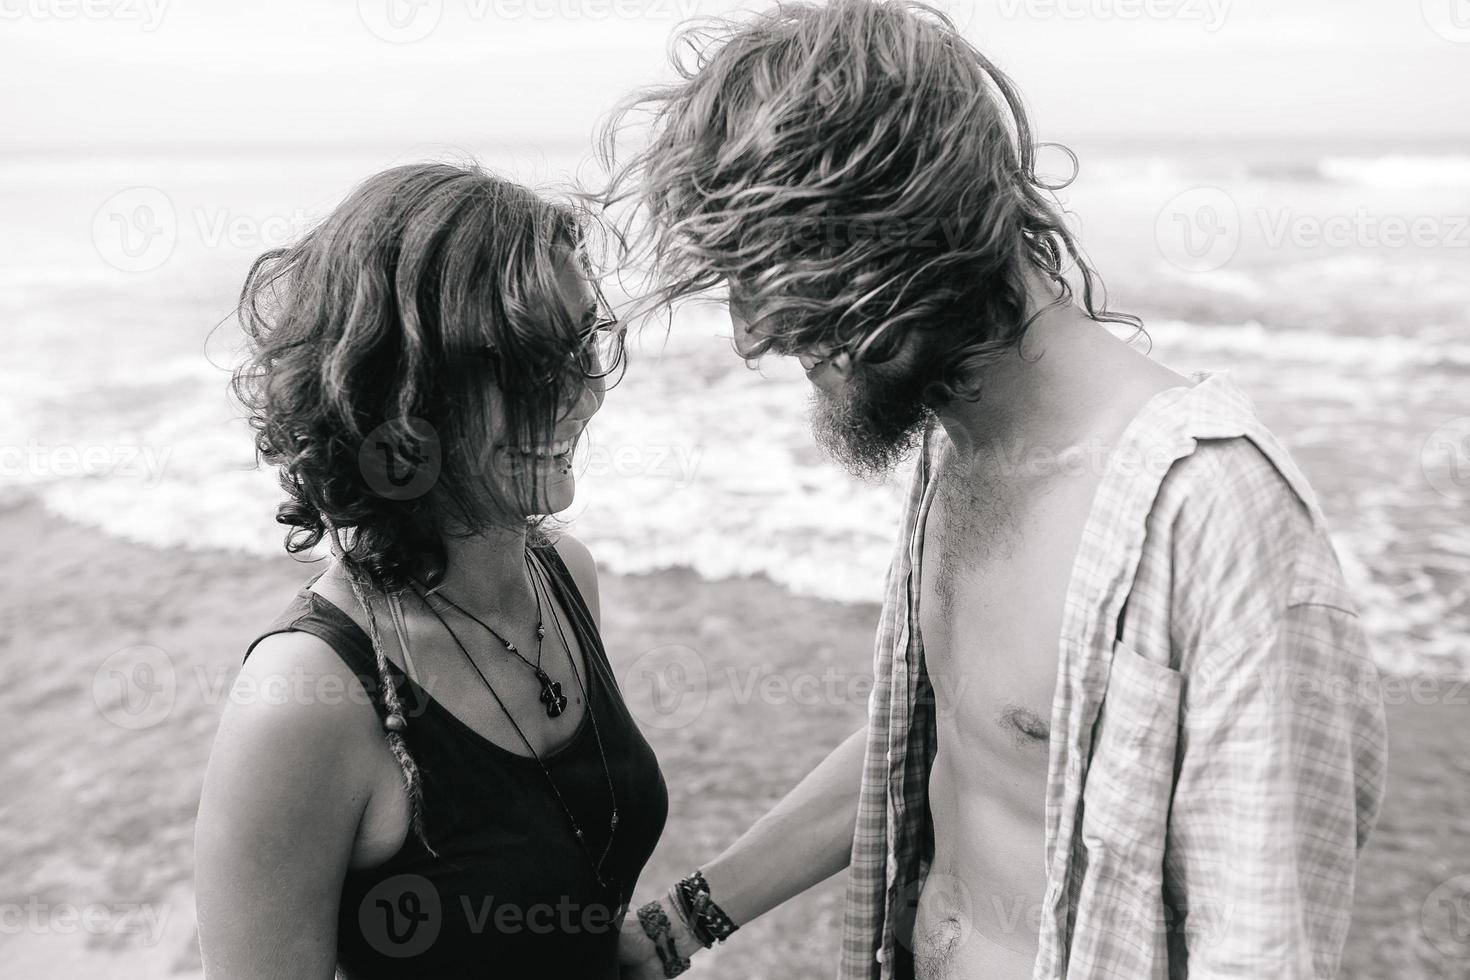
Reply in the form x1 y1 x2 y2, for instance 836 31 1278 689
1163 435 1311 526
1158 435 1357 617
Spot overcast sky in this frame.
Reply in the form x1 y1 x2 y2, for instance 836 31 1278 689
3 0 1468 151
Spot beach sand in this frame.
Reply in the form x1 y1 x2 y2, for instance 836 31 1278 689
3 497 1467 979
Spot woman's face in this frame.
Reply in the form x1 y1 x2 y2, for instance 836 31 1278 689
486 256 610 517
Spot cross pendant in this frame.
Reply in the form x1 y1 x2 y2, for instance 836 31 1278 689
537 670 568 718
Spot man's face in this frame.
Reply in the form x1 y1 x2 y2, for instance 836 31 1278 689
728 290 936 478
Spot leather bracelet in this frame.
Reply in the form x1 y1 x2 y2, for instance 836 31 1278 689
667 884 712 950
636 900 691 978
674 869 740 947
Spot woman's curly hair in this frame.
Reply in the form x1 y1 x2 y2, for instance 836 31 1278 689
232 162 603 852
233 162 595 593
596 0 1139 400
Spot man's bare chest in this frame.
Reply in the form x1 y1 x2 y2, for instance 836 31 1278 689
916 463 1102 746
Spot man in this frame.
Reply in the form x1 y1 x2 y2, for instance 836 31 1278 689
611 2 1387 976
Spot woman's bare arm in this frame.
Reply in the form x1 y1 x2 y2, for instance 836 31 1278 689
195 633 383 979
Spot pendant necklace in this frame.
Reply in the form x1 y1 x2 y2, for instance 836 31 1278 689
428 554 568 718
413 551 622 904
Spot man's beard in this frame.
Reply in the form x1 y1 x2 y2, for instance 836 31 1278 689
810 358 937 479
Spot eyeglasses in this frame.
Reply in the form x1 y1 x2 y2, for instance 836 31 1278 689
477 285 627 393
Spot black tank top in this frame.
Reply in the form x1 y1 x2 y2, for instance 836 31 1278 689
245 545 668 979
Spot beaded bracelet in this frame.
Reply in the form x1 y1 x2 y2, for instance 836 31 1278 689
636 900 691 978
672 869 740 948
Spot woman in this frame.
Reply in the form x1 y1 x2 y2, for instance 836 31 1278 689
195 163 668 978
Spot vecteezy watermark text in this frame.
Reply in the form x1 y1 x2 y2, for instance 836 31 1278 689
0 0 168 30
357 0 704 43
0 898 170 946
1157 186 1470 272
0 440 171 487
996 0 1230 30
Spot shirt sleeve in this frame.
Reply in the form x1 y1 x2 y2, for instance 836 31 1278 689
1160 441 1388 978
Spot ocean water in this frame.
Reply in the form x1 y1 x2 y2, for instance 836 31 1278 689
1 139 1466 678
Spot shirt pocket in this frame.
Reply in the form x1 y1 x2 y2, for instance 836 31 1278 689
1080 640 1183 874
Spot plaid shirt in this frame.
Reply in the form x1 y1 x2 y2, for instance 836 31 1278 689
838 373 1388 979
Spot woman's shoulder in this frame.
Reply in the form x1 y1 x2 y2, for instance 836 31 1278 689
231 570 393 772
550 533 601 626
252 563 400 674
551 532 596 582
232 624 387 761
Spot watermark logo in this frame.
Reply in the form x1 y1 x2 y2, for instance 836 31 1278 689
92 644 177 730
359 874 442 958
93 187 312 271
928 0 979 33
1421 417 1470 502
1422 874 1470 958
1423 0 1470 42
1155 186 1240 272
358 0 443 42
92 187 177 273
1181 642 1232 713
359 417 443 501
624 644 709 731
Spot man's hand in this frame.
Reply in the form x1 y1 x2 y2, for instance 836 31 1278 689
619 898 706 978
618 908 667 980
616 724 869 978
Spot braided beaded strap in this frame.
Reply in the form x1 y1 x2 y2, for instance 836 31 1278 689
672 869 740 948
636 901 691 978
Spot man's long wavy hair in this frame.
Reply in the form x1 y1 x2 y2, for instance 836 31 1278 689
596 0 1139 400
232 163 596 852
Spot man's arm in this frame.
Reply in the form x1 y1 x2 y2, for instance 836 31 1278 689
1165 601 1385 976
621 723 868 970
1161 441 1388 976
701 721 868 925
